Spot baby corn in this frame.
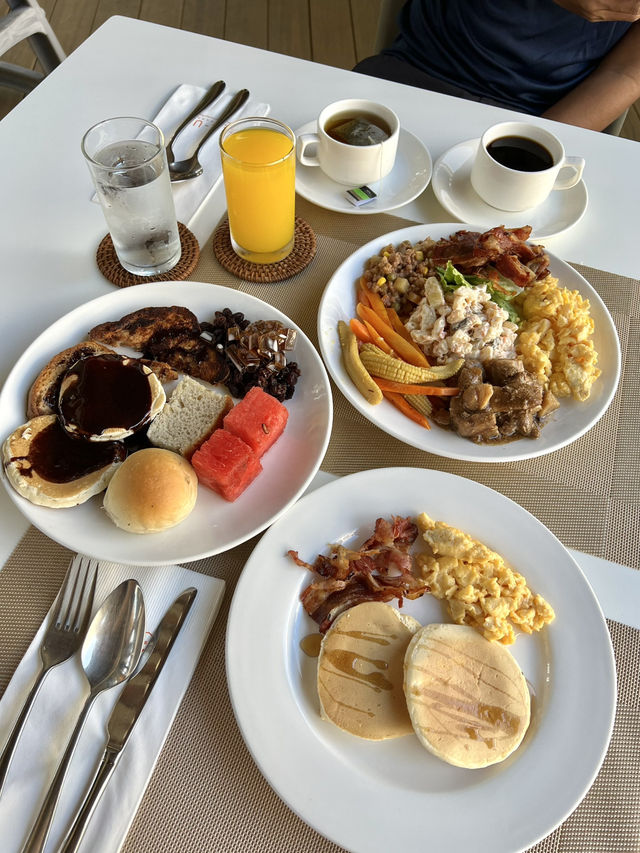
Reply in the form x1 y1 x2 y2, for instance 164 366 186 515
337 321 383 405
360 344 463 383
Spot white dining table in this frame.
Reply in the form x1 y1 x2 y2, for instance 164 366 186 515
0 15 638 853
0 15 638 616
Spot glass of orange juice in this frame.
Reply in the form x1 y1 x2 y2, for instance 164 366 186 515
220 117 296 264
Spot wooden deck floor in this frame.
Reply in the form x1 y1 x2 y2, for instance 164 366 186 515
1 0 638 142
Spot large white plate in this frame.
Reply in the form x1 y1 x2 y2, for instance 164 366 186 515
294 122 432 215
0 282 332 566
226 467 616 853
318 223 620 462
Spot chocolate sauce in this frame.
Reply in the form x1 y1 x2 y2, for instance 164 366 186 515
10 419 125 482
58 354 153 437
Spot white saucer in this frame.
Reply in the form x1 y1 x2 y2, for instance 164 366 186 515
294 121 432 214
432 138 588 239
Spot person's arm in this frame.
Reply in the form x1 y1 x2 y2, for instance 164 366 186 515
553 0 640 22
542 21 640 130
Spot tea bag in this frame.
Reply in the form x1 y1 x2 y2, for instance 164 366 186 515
330 117 389 146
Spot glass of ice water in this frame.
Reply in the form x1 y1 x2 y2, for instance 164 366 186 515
82 117 182 276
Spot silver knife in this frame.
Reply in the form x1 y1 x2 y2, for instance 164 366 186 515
57 588 197 853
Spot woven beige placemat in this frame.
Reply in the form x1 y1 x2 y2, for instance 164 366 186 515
2 201 639 852
0 527 638 853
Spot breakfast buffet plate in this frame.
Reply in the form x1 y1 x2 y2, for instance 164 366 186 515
317 223 620 463
226 467 616 853
0 281 332 565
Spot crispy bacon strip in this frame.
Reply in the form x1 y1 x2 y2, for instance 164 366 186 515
429 226 549 286
288 515 428 632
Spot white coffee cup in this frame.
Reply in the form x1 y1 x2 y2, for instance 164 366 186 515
470 121 585 211
296 98 399 186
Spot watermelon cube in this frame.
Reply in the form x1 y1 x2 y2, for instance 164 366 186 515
223 386 288 457
191 429 262 502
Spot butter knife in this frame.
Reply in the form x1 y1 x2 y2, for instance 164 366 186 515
57 588 197 853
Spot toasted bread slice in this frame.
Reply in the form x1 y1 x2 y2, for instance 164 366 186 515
88 306 229 384
88 306 200 350
27 341 113 418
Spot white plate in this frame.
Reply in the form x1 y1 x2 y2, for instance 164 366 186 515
318 222 620 463
227 467 616 853
294 121 432 214
432 139 589 239
0 282 332 566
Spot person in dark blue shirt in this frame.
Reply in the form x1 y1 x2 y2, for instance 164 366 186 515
354 0 640 132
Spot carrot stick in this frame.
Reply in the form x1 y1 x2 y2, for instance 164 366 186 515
374 378 459 396
357 303 430 368
349 317 372 343
383 391 431 429
357 286 371 308
365 288 391 322
362 319 394 354
387 308 430 362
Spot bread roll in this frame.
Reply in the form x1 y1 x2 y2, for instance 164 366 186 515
404 623 531 768
103 448 197 534
317 601 421 740
147 375 232 458
2 415 125 507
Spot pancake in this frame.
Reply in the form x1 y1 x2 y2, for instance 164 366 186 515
404 623 531 768
58 354 165 441
2 415 126 508
317 601 421 740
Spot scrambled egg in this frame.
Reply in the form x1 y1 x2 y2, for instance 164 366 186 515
515 275 600 402
416 513 555 645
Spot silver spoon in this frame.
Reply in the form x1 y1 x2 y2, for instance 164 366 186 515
168 88 250 182
20 580 146 853
164 79 226 168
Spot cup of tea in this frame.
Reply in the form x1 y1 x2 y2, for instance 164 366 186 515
296 98 399 186
220 116 296 264
470 121 585 211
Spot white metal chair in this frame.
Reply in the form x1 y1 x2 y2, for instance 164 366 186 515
374 0 404 54
0 0 65 92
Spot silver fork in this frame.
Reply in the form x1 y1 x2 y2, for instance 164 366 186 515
0 554 98 797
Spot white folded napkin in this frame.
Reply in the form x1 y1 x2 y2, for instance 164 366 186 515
0 560 225 853
153 83 270 228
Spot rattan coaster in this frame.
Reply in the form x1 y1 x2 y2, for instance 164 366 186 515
96 222 200 288
212 217 316 283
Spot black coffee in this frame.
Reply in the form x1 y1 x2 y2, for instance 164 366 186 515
325 112 391 146
486 136 554 172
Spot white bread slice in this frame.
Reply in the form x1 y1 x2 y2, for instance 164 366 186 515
146 375 233 459
2 415 126 508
